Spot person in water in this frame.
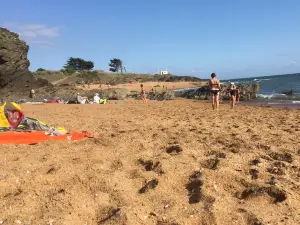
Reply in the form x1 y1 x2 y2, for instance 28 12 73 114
140 84 147 103
209 73 221 110
229 82 237 109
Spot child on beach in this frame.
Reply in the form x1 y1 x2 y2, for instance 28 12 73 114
209 73 221 110
140 84 147 103
29 88 36 98
229 82 237 109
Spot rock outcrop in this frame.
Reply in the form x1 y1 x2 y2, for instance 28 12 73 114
148 91 176 101
0 27 46 96
174 83 260 101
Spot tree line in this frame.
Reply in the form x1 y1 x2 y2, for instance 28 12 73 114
36 57 125 74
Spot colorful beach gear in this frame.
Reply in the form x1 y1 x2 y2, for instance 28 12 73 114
0 102 24 129
0 131 93 144
0 101 93 144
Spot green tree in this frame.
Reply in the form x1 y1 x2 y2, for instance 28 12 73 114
36 68 46 72
63 57 94 72
109 58 124 73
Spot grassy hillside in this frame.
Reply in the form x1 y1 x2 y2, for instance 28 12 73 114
33 70 205 86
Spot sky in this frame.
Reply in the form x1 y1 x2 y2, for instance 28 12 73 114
1 0 300 79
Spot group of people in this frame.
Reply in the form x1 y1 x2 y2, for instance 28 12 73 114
209 73 240 110
76 93 107 104
30 75 239 107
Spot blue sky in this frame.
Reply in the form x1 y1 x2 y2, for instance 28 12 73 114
1 0 300 79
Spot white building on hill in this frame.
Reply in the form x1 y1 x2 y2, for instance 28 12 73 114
160 70 168 75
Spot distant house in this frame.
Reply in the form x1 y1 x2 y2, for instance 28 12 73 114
160 70 168 75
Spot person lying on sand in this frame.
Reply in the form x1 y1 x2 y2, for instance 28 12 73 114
229 82 237 109
209 73 221 110
77 93 89 104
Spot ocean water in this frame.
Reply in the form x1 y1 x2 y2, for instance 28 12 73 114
223 73 300 104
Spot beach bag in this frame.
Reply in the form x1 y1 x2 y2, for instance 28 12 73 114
18 117 68 136
0 102 24 129
18 117 50 131
99 99 107 104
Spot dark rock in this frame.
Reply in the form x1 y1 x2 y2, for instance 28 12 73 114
173 83 260 101
166 145 183 154
249 159 261 166
237 185 287 203
268 152 293 163
0 27 49 97
249 169 259 180
203 158 220 170
138 159 165 175
138 178 159 193
268 176 276 185
215 152 226 158
247 213 264 225
148 91 175 101
186 171 204 204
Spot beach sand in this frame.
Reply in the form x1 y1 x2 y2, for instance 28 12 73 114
0 100 299 224
77 81 207 92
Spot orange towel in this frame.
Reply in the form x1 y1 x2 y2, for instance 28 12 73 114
0 131 93 144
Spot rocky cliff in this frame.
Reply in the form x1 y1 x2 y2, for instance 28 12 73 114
0 27 46 96
174 83 260 101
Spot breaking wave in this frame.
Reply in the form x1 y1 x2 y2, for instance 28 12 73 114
256 93 300 101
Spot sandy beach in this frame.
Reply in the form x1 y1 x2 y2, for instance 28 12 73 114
0 100 299 225
77 81 207 92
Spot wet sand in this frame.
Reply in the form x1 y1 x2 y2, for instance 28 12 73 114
240 100 300 110
0 100 299 224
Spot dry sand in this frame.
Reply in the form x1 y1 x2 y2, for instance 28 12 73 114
77 81 207 92
0 100 300 225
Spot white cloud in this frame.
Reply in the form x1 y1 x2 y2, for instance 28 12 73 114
283 61 297 67
30 40 56 47
19 23 61 38
21 31 37 37
2 22 62 47
22 24 46 30
191 68 202 73
35 27 60 37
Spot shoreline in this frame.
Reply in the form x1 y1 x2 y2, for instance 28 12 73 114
239 99 300 109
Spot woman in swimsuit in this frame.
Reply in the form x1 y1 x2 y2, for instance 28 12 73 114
140 84 147 103
229 82 237 109
209 73 221 110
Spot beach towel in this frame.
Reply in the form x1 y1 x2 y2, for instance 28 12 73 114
0 131 93 144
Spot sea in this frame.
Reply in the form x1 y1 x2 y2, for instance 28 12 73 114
223 73 300 108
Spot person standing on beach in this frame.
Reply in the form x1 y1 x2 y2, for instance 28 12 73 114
236 87 240 103
140 84 148 103
29 88 36 98
229 82 237 109
209 73 221 110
